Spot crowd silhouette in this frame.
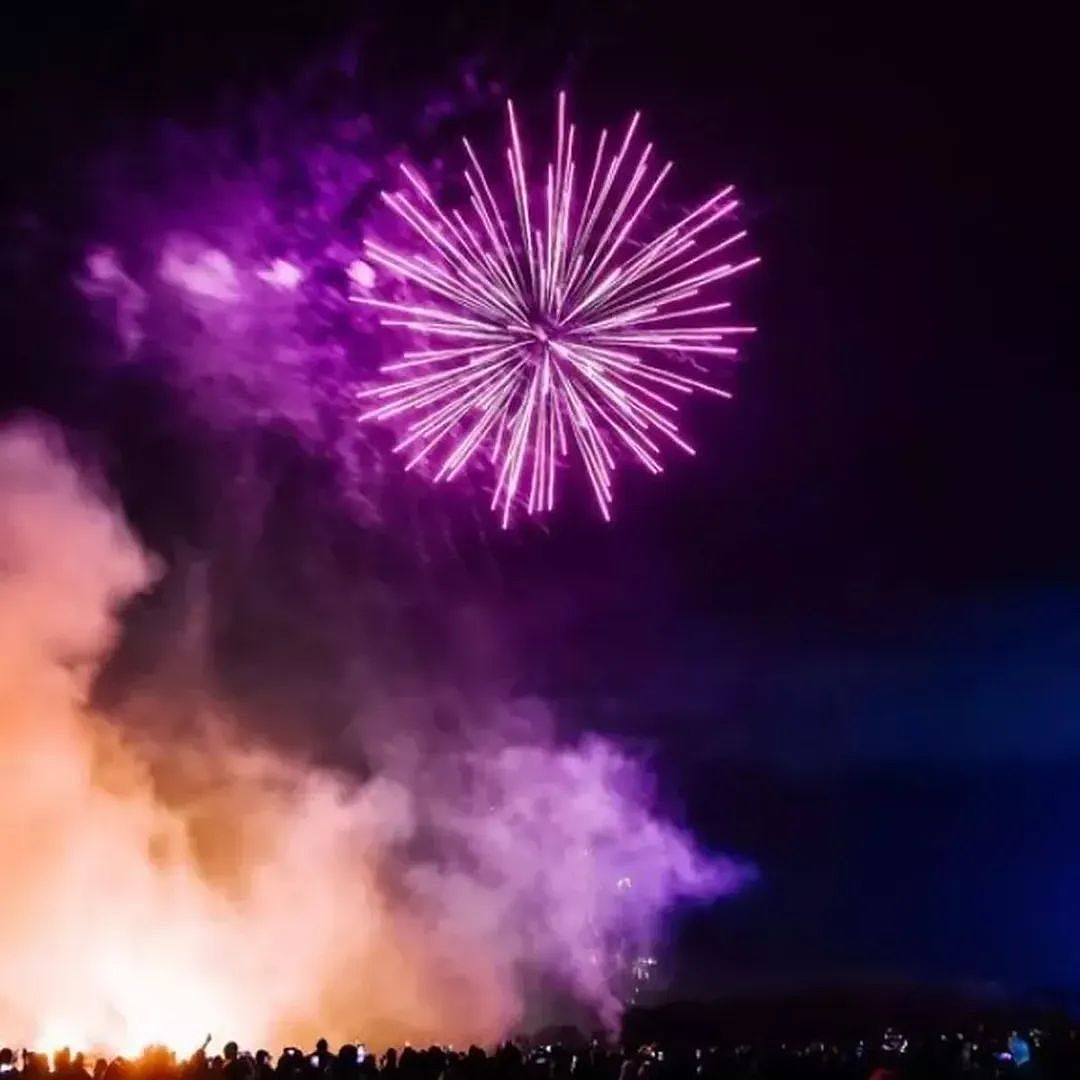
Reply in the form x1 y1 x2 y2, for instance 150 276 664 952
0 1026 1069 1080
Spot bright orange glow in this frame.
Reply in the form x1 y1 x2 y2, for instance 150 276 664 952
0 424 516 1055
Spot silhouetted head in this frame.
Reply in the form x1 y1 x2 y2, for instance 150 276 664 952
0 1049 12 1068
315 1041 329 1057
224 1044 239 1062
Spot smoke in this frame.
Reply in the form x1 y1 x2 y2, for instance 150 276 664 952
0 419 747 1055
70 51 494 523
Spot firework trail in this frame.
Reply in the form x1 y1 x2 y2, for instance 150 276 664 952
357 93 759 525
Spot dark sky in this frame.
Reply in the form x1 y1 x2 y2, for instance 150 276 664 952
1 3 1076 999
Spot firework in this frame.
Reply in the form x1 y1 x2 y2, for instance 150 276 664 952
354 94 758 526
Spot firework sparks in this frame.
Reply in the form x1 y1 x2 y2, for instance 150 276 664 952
354 94 758 526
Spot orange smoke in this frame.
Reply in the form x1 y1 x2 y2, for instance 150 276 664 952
0 420 516 1055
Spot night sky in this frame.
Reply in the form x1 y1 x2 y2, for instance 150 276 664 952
1 3 1075 1001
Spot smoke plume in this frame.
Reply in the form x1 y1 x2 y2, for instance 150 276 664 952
0 419 745 1055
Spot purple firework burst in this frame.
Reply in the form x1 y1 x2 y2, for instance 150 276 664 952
354 93 759 526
